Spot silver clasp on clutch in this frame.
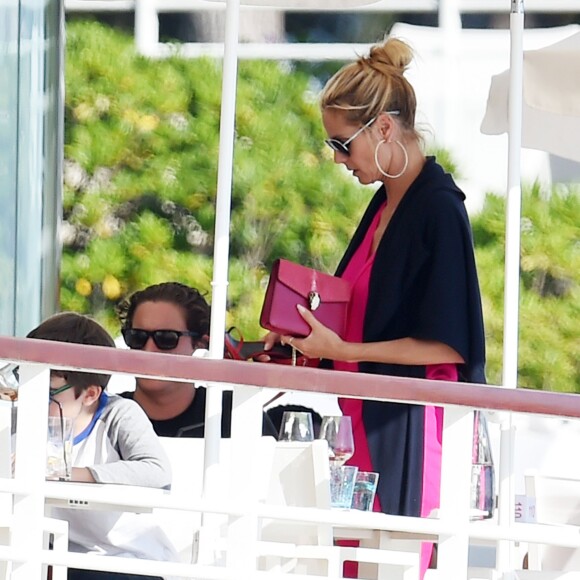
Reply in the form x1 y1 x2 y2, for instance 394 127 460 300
308 291 321 311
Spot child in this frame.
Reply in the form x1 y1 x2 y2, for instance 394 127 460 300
27 312 178 580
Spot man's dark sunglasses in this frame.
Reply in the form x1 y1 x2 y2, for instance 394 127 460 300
122 328 201 351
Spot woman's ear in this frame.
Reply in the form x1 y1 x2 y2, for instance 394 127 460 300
82 385 103 406
376 111 397 141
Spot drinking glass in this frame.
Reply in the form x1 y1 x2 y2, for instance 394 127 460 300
318 415 354 466
471 410 495 520
278 411 314 442
46 416 73 480
330 465 358 509
351 471 379 511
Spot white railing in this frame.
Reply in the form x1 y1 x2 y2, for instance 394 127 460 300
63 0 580 59
63 0 580 13
1 335 580 579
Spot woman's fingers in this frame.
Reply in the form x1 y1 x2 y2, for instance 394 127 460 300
296 303 319 326
281 334 300 350
262 331 281 351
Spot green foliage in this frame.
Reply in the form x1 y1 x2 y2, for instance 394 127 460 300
471 184 580 391
63 20 368 338
63 21 579 392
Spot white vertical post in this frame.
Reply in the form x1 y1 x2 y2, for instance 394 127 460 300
438 0 462 144
226 385 263 573
135 0 159 57
199 0 242 564
204 0 241 492
497 416 517 571
10 364 50 579
0 399 14 579
497 0 524 572
503 2 524 391
437 405 473 579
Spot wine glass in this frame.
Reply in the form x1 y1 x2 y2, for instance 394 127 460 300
318 415 354 466
278 411 314 442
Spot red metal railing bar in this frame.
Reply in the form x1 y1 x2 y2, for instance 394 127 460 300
1 335 579 419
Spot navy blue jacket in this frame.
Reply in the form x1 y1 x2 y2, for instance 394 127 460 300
335 157 486 516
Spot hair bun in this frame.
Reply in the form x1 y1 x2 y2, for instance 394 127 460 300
363 38 413 74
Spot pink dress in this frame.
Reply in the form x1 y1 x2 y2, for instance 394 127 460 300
334 201 458 578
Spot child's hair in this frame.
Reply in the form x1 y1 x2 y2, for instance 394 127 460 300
117 282 210 345
27 312 115 396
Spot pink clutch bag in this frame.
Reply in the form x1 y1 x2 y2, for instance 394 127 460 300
260 259 352 338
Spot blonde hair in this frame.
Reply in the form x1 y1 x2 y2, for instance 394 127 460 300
320 38 419 139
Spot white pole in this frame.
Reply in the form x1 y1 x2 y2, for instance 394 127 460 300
134 0 158 57
497 0 524 572
438 0 462 145
197 0 241 565
503 2 524 390
204 0 241 492
11 364 50 580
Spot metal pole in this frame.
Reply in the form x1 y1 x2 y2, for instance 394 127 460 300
503 2 524 390
204 0 241 492
497 0 524 572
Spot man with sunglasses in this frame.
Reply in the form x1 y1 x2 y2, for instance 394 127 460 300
27 312 178 580
117 282 276 438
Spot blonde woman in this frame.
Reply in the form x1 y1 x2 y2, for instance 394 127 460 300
267 38 486 577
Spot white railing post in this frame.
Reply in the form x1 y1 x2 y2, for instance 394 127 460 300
0 398 14 579
497 416 517 571
225 385 264 573
11 363 50 579
437 405 473 579
135 0 159 57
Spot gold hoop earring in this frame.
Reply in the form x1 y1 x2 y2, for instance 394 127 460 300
374 140 409 179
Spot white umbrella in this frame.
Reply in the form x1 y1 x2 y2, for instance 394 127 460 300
481 29 580 163
481 23 580 387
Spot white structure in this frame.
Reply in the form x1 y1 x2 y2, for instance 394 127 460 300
392 22 580 214
3 337 580 579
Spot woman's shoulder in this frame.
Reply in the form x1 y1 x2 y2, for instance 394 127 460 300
411 160 468 217
412 156 460 196
424 187 468 219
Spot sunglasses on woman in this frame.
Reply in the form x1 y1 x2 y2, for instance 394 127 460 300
122 328 201 351
324 110 400 156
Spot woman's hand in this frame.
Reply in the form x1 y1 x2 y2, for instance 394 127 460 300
281 304 346 361
274 305 464 366
262 331 282 351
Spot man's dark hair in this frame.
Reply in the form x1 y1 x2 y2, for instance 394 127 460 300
26 312 115 396
117 282 210 345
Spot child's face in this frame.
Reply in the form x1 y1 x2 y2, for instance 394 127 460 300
49 375 82 420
